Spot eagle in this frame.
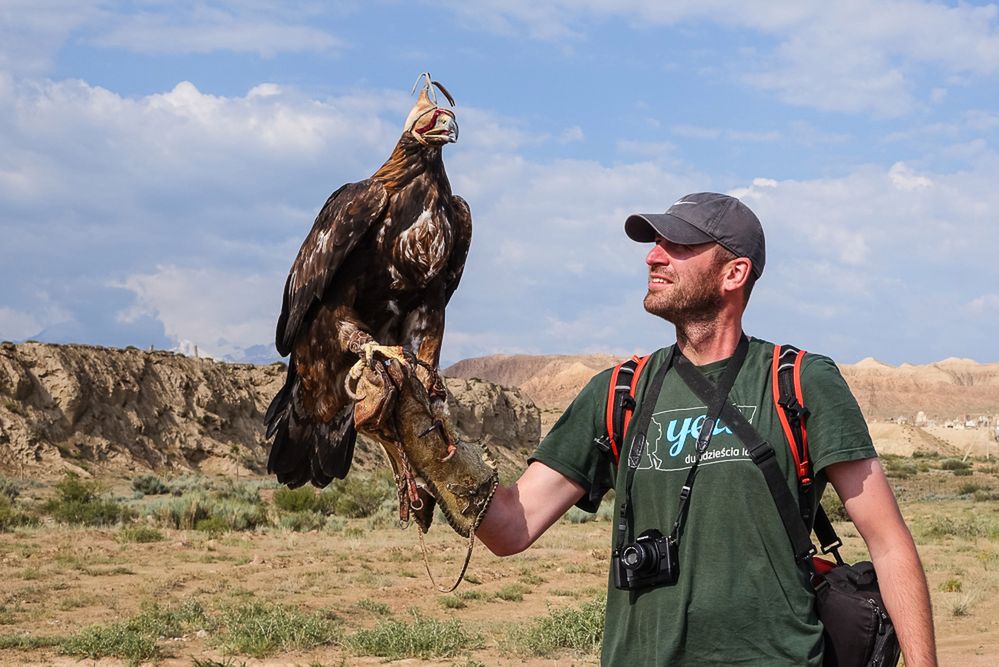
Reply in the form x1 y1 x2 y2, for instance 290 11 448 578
264 74 471 493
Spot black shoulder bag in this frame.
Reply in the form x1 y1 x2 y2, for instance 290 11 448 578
673 351 901 667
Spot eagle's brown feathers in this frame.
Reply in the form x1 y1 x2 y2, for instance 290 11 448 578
265 81 469 490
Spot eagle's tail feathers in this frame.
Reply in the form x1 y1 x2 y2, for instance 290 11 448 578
264 362 295 438
266 365 358 488
315 407 356 480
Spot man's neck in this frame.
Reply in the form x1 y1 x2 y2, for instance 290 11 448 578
674 313 744 366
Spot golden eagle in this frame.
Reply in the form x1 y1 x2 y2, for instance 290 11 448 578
265 74 471 490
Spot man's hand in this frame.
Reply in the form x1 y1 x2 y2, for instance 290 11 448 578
475 461 585 556
826 457 937 667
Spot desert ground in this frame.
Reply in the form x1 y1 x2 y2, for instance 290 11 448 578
1 453 997 667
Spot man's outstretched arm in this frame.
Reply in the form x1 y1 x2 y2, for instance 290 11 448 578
476 461 585 556
826 457 937 667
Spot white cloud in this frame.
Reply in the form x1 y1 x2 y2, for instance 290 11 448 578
615 140 677 158
889 162 933 191
0 307 41 341
0 1 102 75
672 124 721 140
0 1 339 75
967 294 999 316
558 125 585 144
89 3 339 56
116 265 283 360
441 1 999 116
672 125 781 143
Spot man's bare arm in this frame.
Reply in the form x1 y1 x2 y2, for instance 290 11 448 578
826 457 937 667
476 461 586 556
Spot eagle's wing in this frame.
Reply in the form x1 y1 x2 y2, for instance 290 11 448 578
444 195 472 305
275 179 389 356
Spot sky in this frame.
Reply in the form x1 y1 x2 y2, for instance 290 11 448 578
2 1 999 366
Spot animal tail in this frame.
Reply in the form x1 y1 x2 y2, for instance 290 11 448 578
265 362 357 488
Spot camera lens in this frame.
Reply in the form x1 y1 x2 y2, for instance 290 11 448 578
621 542 656 573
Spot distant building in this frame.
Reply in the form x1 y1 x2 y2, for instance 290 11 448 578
915 411 927 426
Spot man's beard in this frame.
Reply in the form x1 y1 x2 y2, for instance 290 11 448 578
643 266 723 326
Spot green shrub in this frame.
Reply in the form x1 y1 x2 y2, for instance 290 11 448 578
195 516 229 536
439 595 466 609
0 634 64 650
43 474 132 526
912 450 940 459
0 475 22 500
0 496 38 531
973 489 999 502
940 458 971 471
131 475 169 496
278 511 325 532
884 459 917 479
959 482 989 495
117 525 165 543
940 578 962 592
319 474 393 518
508 597 605 657
562 506 597 524
495 583 529 602
953 468 973 477
273 486 321 513
356 598 391 615
210 601 341 657
348 613 480 659
457 590 487 601
921 515 999 541
146 491 268 532
821 493 849 522
59 601 206 666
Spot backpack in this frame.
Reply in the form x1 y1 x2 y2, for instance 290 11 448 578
600 343 901 667
600 344 813 508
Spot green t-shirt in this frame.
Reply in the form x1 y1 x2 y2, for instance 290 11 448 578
531 338 877 666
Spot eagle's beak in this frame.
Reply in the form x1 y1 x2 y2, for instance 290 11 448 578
435 116 458 143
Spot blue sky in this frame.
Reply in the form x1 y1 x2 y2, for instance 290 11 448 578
2 1 999 366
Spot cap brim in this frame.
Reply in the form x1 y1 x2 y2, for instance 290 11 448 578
624 213 715 245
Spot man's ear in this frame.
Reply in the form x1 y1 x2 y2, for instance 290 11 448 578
721 257 752 295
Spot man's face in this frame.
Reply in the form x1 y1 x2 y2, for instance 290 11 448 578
643 237 726 324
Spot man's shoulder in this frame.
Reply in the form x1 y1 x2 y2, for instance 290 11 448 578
593 347 675 381
749 337 841 373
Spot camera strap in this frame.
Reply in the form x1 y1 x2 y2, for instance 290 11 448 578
616 345 676 553
668 335 749 541
615 335 748 553
672 349 818 571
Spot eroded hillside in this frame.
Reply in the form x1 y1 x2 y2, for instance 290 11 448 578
0 342 539 479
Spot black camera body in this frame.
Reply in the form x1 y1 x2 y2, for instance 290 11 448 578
612 528 680 591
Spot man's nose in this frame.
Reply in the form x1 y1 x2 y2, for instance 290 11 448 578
646 242 671 266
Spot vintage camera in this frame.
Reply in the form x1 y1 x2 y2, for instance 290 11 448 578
613 528 679 591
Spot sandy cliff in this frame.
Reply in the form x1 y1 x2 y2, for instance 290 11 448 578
0 342 539 479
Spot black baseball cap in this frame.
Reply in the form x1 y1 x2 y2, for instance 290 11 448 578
625 192 766 278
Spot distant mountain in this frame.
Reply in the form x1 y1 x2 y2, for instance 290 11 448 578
223 344 282 366
445 352 999 421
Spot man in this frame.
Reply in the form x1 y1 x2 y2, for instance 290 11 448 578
476 193 936 666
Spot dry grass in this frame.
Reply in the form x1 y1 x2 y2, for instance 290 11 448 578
0 465 995 665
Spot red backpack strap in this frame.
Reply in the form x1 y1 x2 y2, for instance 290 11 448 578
602 354 650 464
772 344 811 485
